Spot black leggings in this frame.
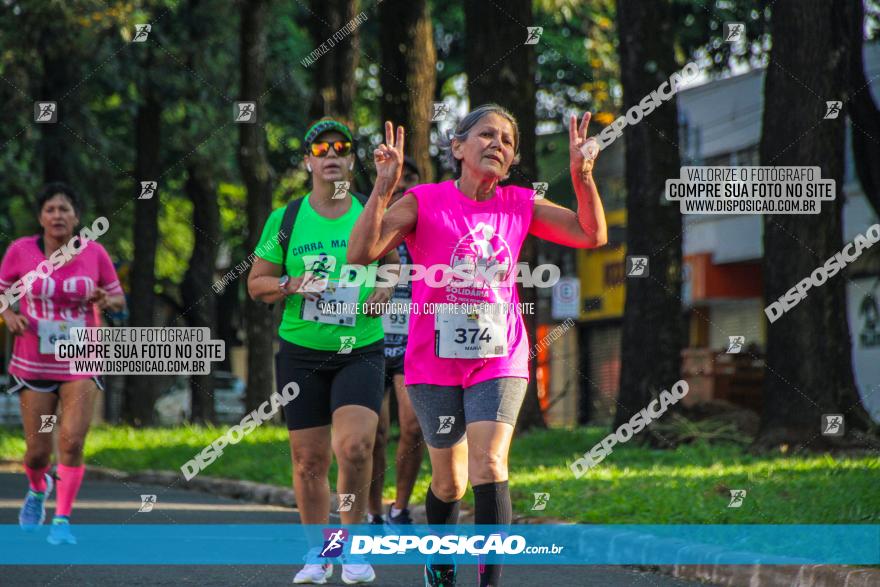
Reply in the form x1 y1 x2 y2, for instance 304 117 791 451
275 338 385 430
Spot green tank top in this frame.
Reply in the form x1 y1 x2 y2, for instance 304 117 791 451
254 193 384 351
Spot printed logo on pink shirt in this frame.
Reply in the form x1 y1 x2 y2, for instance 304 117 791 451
448 222 513 296
27 276 95 321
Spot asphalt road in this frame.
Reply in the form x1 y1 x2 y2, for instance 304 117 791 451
0 470 714 587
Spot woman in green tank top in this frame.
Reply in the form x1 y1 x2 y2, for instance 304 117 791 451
248 118 398 584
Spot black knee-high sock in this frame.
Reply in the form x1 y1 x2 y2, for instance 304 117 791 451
425 485 460 574
426 484 461 525
473 481 512 587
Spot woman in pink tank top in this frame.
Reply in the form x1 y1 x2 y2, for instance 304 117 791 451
349 105 607 587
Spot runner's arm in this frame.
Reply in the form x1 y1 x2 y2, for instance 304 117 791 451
362 248 400 316
371 247 400 301
530 112 607 248
247 257 285 304
108 295 126 311
88 289 126 312
1 306 28 335
347 187 418 264
0 246 28 334
246 258 319 304
528 174 608 248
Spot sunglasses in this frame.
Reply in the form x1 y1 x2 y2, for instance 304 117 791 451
309 140 353 157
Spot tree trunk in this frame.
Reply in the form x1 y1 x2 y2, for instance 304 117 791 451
307 0 360 121
844 0 880 216
125 79 161 426
613 0 685 436
379 0 436 182
239 0 276 413
464 0 544 431
756 0 871 449
178 0 219 424
38 26 73 183
181 161 219 424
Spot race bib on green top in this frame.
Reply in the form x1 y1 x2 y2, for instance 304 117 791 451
301 281 359 327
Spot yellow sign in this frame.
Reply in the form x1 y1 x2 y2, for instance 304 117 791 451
577 209 627 321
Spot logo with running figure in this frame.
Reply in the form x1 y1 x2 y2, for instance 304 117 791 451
437 416 455 434
138 494 157 512
723 22 744 43
139 181 157 200
38 415 57 433
338 336 356 354
727 489 746 508
449 222 513 292
234 102 256 123
821 414 844 436
132 24 151 42
299 253 335 293
531 182 548 200
824 101 842 120
727 336 745 354
525 27 543 45
432 102 450 122
337 493 355 512
34 102 57 123
320 528 349 558
626 256 649 278
333 181 350 199
531 492 550 511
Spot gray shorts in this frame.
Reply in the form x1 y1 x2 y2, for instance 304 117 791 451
407 378 528 448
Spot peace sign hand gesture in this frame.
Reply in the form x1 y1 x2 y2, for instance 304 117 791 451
569 112 599 178
374 121 405 181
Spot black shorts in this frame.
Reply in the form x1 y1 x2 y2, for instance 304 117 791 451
7 375 105 395
276 339 385 430
384 354 405 387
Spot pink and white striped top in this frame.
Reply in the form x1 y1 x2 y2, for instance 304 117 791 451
0 235 123 380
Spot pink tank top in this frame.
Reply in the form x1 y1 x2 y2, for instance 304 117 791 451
403 180 533 387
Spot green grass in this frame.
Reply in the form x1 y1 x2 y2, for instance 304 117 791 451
1 425 877 524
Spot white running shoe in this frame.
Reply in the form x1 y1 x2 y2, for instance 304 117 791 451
340 553 376 584
293 562 332 584
293 547 333 584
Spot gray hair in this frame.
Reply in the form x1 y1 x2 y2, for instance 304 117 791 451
441 103 521 178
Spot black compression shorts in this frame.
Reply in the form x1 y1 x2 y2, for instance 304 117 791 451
275 338 385 430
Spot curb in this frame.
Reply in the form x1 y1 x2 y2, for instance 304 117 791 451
651 563 880 586
7 461 877 585
83 465 300 508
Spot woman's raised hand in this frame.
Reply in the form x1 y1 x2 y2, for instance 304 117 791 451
569 112 599 177
374 121 405 181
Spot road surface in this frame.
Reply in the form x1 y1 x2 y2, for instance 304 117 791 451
0 470 714 586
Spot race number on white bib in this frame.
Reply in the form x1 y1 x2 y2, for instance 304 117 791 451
38 318 85 355
434 308 507 359
301 282 359 327
381 295 411 335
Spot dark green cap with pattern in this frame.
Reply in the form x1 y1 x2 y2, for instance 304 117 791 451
304 119 353 147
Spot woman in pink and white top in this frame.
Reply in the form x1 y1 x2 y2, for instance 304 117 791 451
349 105 607 587
0 183 125 545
